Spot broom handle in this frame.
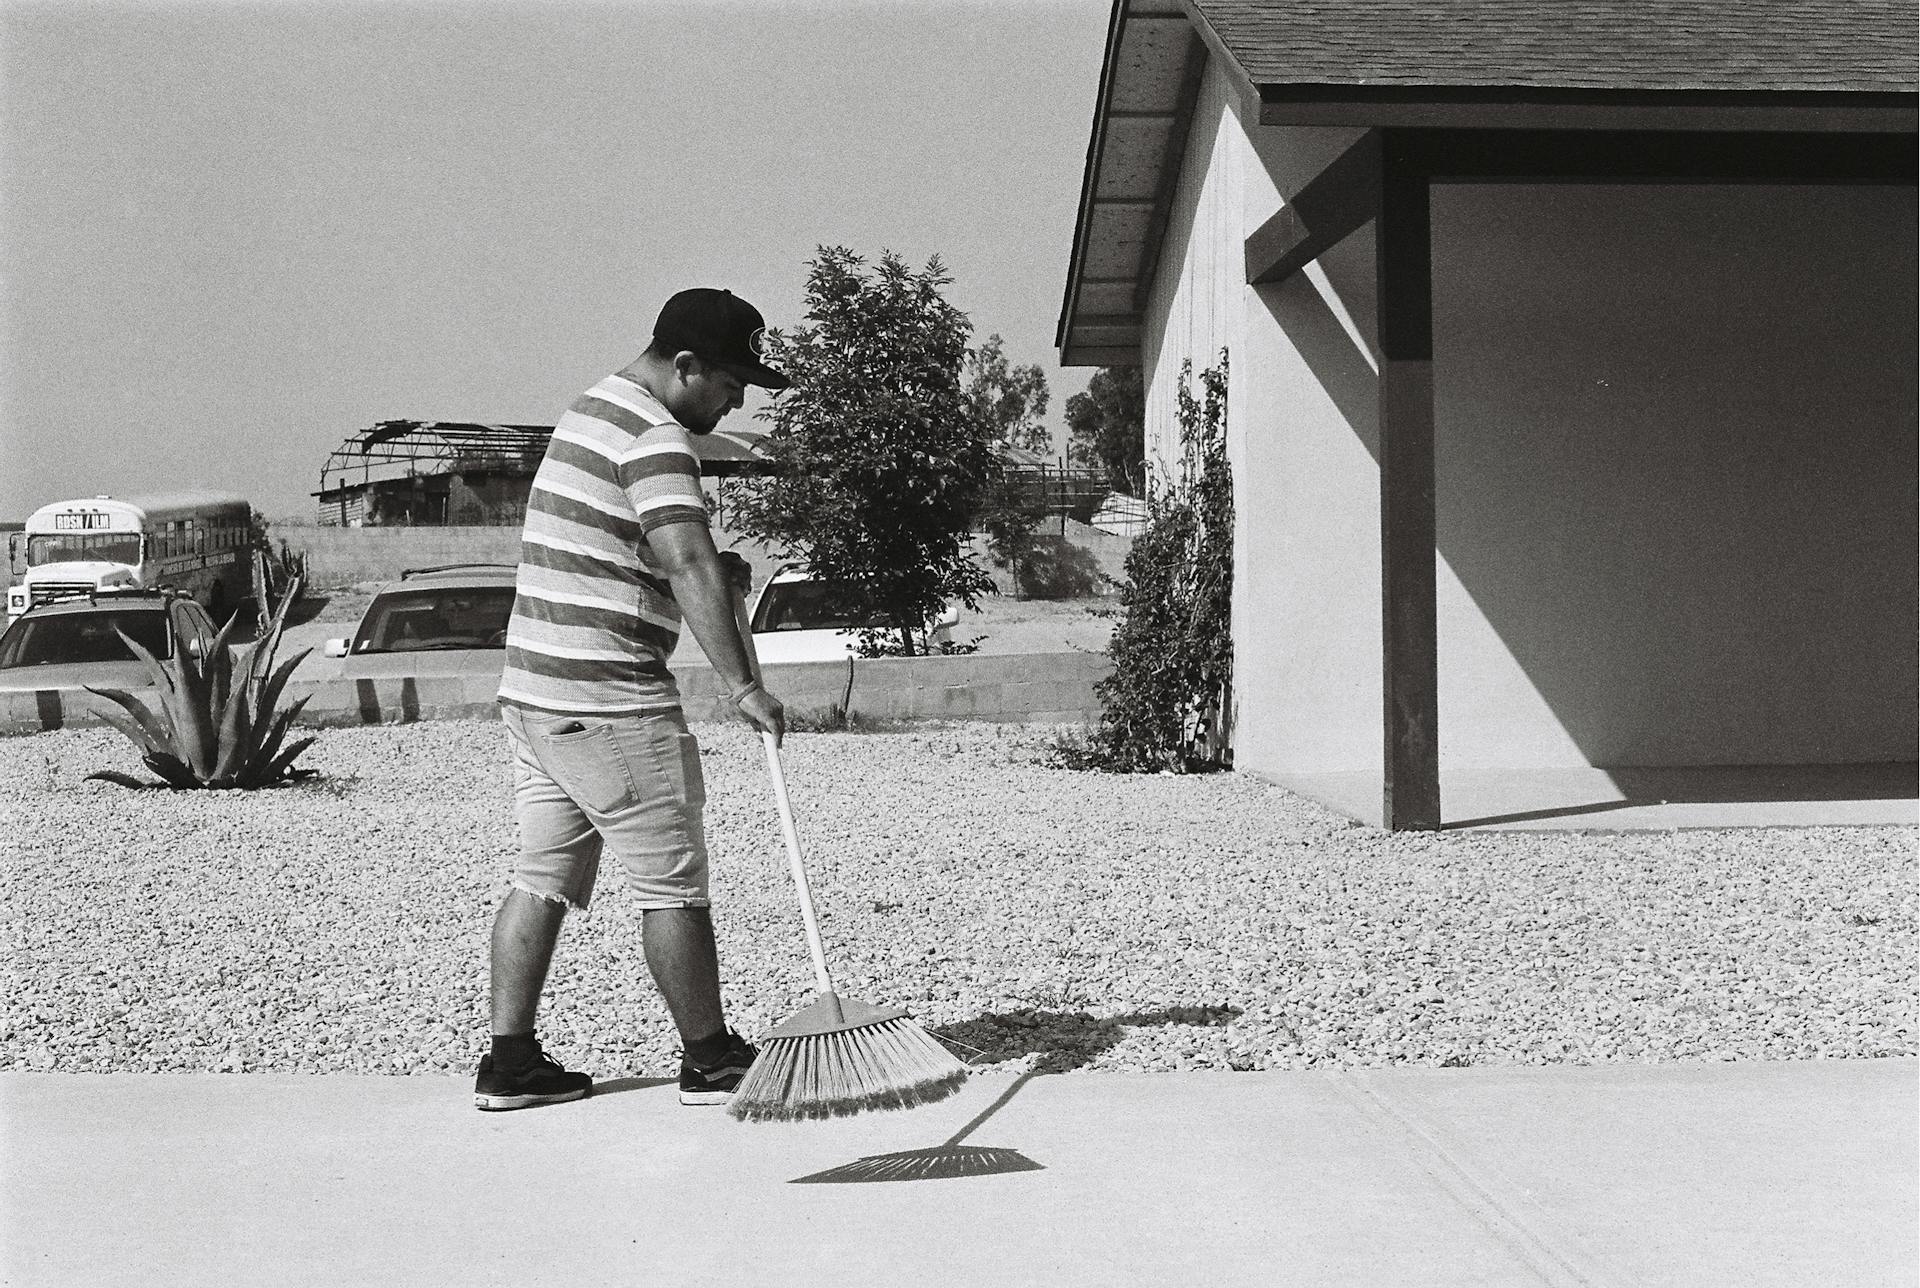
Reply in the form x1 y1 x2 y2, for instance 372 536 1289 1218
732 585 837 998
759 732 836 997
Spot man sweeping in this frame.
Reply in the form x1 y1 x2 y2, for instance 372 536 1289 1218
475 288 790 1111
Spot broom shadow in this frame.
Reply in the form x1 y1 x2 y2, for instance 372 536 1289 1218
789 1066 1046 1183
787 1002 1241 1184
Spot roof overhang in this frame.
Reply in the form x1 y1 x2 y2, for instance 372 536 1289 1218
1057 0 1920 368
1056 2 1208 368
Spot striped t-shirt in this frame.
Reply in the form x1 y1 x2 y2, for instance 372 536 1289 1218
496 373 708 716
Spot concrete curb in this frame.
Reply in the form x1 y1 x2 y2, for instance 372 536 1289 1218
0 650 1112 736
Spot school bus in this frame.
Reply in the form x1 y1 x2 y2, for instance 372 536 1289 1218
5 492 255 622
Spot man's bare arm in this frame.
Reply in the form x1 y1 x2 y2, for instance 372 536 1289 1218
648 521 783 741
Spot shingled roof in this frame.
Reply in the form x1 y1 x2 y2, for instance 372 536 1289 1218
1195 0 1918 94
1056 0 1919 365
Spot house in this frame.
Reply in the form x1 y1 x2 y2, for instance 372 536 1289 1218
1057 0 1917 828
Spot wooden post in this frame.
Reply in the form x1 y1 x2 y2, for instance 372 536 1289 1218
1376 134 1441 831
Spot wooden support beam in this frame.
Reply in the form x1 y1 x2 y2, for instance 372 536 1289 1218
1401 126 1918 184
1245 131 1382 285
1375 132 1440 832
1258 86 1918 136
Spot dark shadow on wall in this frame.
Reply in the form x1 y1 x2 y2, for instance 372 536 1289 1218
1427 185 1919 767
1259 180 1920 770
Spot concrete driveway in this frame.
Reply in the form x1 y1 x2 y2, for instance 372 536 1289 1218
3 1059 1912 1287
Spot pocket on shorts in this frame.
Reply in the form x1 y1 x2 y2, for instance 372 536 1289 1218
535 724 637 814
617 725 705 813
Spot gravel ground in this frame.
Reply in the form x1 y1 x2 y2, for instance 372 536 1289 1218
3 721 1913 1080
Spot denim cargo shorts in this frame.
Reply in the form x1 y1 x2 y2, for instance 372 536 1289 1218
502 705 709 911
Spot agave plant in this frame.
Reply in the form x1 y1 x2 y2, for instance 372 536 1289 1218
85 580 318 790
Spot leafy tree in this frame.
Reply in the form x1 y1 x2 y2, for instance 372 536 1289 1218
976 470 1047 597
1065 365 1145 496
963 334 1052 456
963 334 1055 596
729 247 998 656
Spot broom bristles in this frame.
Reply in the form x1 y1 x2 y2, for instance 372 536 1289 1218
728 1015 969 1122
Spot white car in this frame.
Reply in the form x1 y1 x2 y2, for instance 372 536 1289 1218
745 569 958 664
0 589 220 694
322 564 517 680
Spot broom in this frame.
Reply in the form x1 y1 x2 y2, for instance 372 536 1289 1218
725 585 969 1122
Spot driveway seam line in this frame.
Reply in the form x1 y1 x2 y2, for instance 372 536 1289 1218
1333 1070 1624 1288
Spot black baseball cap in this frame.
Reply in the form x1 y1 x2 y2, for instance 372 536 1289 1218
652 288 790 391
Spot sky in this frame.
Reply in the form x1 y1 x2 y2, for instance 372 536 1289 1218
0 0 1111 521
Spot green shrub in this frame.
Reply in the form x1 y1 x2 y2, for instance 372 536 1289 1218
85 583 318 790
1063 353 1232 773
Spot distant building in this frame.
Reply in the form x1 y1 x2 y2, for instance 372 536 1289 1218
316 421 1099 531
313 421 775 527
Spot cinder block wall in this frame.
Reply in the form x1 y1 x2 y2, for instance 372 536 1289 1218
270 525 522 588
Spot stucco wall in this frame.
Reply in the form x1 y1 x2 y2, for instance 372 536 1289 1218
1143 68 1918 774
1144 70 1387 776
1432 182 1918 766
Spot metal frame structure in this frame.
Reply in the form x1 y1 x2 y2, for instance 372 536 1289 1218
316 421 549 505
313 420 787 526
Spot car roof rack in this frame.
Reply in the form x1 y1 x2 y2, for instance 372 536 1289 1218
85 585 172 605
399 563 518 580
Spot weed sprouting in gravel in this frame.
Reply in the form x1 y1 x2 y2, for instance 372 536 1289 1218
784 705 916 735
297 772 364 799
1033 725 1108 771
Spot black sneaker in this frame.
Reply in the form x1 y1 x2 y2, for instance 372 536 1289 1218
473 1044 593 1112
679 1032 758 1106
